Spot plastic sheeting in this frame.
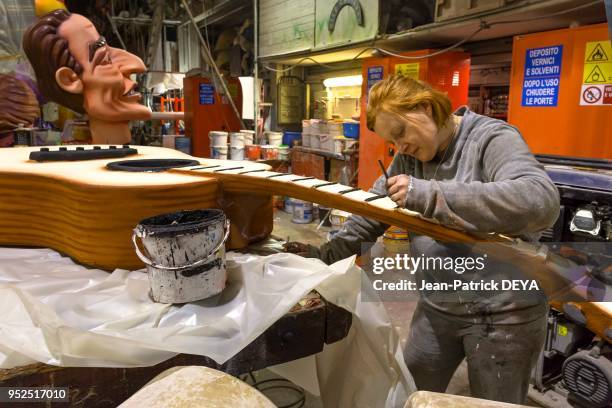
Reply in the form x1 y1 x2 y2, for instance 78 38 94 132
0 248 415 407
0 0 36 74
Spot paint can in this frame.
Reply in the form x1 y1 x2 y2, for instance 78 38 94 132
175 137 191 154
209 131 228 147
239 129 255 145
278 145 290 161
229 132 245 148
211 145 228 159
330 209 351 228
292 200 313 224
310 134 321 149
284 197 294 214
132 209 230 303
266 131 283 146
245 144 261 161
261 145 279 160
230 146 245 160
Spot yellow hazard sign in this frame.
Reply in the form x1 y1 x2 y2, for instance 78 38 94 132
395 63 420 79
582 41 612 83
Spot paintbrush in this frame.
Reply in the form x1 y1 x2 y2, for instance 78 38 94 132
378 160 389 181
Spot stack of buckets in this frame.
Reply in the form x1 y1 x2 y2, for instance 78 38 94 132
209 130 254 160
301 119 359 154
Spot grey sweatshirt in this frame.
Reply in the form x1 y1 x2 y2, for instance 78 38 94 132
312 107 560 323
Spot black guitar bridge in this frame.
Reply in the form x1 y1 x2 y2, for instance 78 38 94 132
29 145 139 162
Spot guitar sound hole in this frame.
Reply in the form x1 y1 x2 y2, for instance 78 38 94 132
106 159 200 172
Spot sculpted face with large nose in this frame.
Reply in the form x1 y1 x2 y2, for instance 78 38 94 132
24 10 152 144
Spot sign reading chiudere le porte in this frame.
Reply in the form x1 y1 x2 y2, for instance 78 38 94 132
521 45 563 107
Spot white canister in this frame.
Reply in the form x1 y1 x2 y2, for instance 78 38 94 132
229 132 245 147
334 137 346 154
209 131 228 147
211 145 228 160
302 119 311 135
302 132 311 147
240 129 255 145
330 209 351 228
284 197 294 214
292 200 313 224
278 146 290 161
328 121 343 136
266 131 283 146
319 134 334 152
310 134 321 149
230 146 245 160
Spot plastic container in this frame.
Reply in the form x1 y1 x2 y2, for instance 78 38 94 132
310 134 321 149
302 132 311 147
291 200 313 224
175 137 191 154
319 134 334 153
284 197 294 214
302 119 311 135
211 145 228 160
230 146 245 160
328 121 343 136
261 145 279 160
209 131 229 146
229 132 245 147
240 129 255 145
266 131 283 146
245 144 261 161
330 209 351 228
132 209 230 303
342 121 360 139
278 145 290 161
283 131 301 147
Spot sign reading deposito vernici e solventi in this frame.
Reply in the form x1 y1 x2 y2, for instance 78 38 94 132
521 45 563 107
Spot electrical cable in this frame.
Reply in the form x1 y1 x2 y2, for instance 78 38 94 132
260 0 603 70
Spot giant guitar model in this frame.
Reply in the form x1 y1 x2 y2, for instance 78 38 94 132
0 145 609 342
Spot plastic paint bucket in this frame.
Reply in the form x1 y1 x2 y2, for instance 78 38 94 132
209 131 228 147
319 134 334 152
211 145 228 159
261 145 279 160
302 132 311 147
343 121 359 139
284 197 294 214
330 209 351 228
175 137 191 154
266 131 283 146
278 145 290 161
245 144 261 161
229 132 245 148
310 134 321 149
132 209 230 303
240 129 255 145
283 131 301 146
292 200 313 224
230 146 245 160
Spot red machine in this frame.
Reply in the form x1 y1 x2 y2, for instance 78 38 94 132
359 50 470 189
184 76 243 157
508 23 611 160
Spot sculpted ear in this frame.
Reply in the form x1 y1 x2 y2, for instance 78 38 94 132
55 67 83 94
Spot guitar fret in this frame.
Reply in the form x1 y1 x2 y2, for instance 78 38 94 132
190 165 221 170
313 182 338 189
266 173 289 178
338 187 360 195
238 169 266 175
291 177 316 182
365 194 388 202
213 166 244 172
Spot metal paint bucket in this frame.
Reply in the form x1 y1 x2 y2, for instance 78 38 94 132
132 209 230 304
291 200 313 224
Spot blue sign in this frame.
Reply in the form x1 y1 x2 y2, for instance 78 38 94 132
366 66 383 101
522 45 563 107
199 83 215 105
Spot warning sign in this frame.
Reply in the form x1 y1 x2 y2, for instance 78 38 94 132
580 41 612 105
395 63 420 79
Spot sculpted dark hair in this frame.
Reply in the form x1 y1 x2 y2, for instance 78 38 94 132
23 9 85 114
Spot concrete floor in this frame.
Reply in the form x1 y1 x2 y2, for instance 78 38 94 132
251 208 553 407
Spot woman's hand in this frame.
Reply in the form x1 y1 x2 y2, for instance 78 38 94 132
386 175 412 208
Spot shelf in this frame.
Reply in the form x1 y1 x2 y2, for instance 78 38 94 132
292 146 359 161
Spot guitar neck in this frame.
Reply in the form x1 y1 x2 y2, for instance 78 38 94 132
172 164 509 244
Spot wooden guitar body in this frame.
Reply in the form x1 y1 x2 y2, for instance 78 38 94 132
0 146 273 270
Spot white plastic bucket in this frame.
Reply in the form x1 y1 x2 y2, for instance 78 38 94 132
209 131 228 147
292 200 313 224
229 132 245 147
319 134 334 152
211 145 228 159
302 133 311 147
278 146 290 161
230 146 245 160
310 134 321 149
240 129 255 145
266 131 283 146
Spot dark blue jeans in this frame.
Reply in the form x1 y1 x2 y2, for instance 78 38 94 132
404 302 547 404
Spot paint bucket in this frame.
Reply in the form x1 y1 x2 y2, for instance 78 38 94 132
230 146 245 160
284 197 294 214
175 137 191 154
283 131 301 147
229 132 245 148
211 145 228 159
132 209 231 303
209 131 228 147
310 134 321 149
383 226 410 258
245 144 261 161
292 200 313 224
261 145 279 160
240 129 255 145
319 134 334 152
343 121 359 139
302 132 311 147
266 131 283 146
278 145 290 161
330 209 351 228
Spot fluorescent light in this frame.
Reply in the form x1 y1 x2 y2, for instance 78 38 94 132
323 75 363 88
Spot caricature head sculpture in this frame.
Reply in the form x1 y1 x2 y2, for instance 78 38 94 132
23 9 151 144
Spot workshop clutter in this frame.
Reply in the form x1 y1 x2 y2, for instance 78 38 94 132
209 129 297 161
301 119 360 154
132 209 231 304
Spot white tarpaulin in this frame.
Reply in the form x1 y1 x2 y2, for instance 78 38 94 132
0 248 414 407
